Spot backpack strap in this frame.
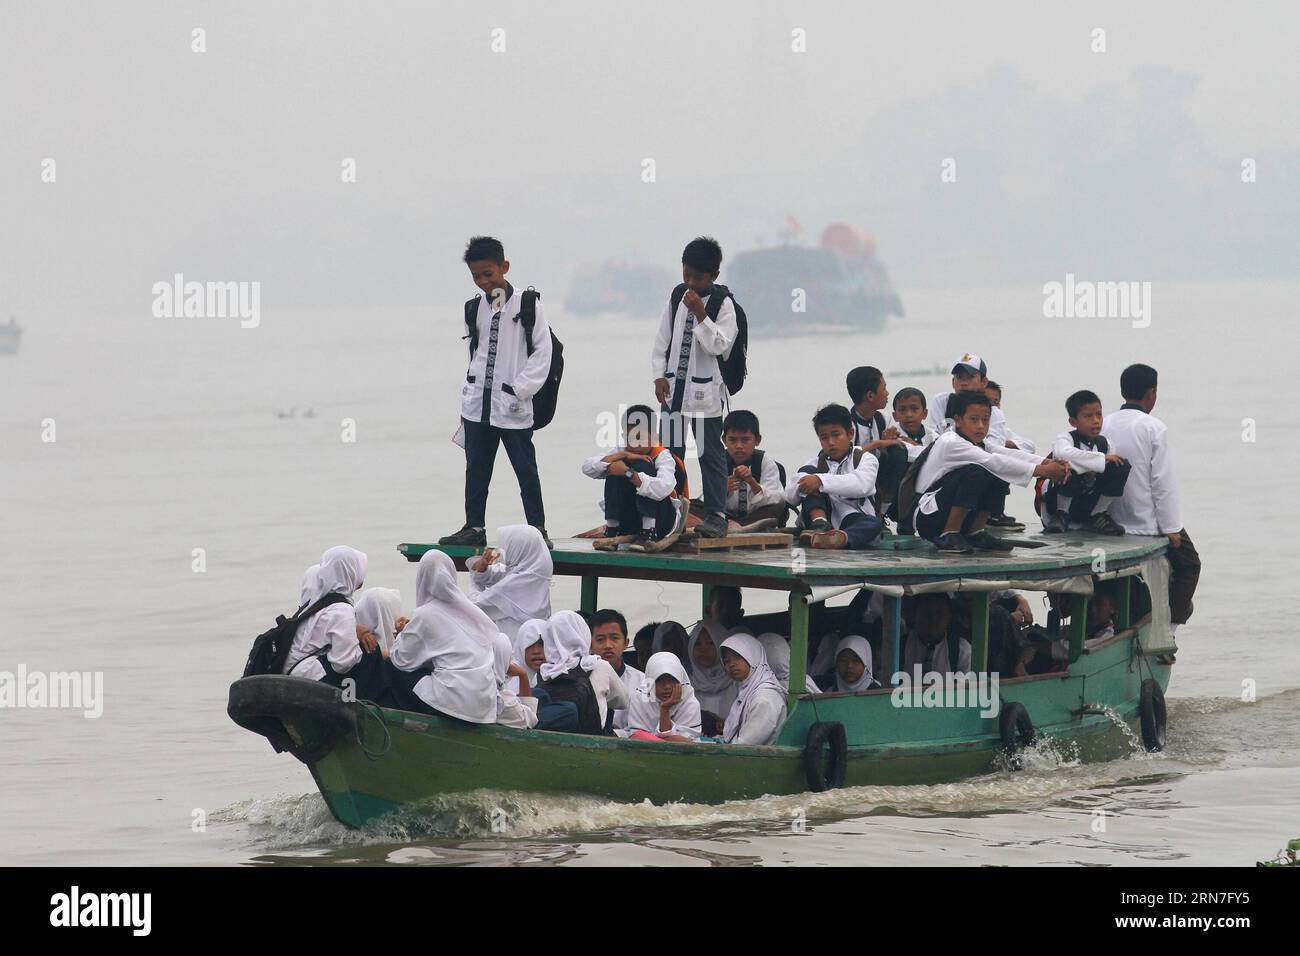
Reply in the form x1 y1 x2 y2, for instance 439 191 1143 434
297 591 352 622
517 287 540 358
705 284 730 321
664 283 689 373
947 632 962 673
464 296 481 356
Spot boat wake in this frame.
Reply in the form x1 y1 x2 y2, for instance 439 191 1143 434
217 691 1299 853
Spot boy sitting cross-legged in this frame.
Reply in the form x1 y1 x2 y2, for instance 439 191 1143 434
912 391 1068 554
720 409 788 530
1039 389 1131 535
582 404 689 551
784 403 883 550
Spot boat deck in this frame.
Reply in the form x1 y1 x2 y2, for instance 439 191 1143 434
398 531 1167 592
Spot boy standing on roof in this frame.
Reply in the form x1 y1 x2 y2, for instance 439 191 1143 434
652 237 737 540
441 237 553 550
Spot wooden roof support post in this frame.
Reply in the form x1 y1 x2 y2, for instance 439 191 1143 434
970 591 990 672
787 590 810 708
1117 575 1131 630
883 593 903 685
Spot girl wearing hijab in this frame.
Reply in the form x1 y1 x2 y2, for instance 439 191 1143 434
385 550 498 723
284 546 385 695
492 634 538 729
829 635 879 693
686 620 738 722
467 525 553 639
625 652 702 742
719 634 787 746
355 587 404 656
536 610 627 734
510 618 547 691
299 564 321 607
651 620 691 673
755 632 820 694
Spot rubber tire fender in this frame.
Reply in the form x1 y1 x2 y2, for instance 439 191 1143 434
998 701 1035 768
804 721 848 792
1138 678 1167 752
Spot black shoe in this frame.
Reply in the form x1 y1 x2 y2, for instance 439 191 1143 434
695 512 729 539
438 525 486 547
1043 511 1068 534
1087 512 1126 536
986 514 1024 530
535 527 554 549
967 530 1016 551
809 516 831 533
933 532 973 554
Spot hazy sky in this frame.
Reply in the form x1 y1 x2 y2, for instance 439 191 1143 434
3 1 1296 311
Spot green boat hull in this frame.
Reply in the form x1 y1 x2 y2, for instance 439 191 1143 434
233 628 1171 828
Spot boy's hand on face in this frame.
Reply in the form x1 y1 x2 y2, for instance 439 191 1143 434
682 289 706 319
797 474 823 495
654 377 670 405
1104 454 1126 466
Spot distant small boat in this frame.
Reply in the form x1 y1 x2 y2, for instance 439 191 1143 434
0 317 21 355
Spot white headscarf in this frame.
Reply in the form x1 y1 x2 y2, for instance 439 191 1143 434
355 587 403 654
415 550 498 648
539 610 601 681
512 618 546 688
756 633 795 688
834 635 876 693
720 634 784 744
306 546 367 603
395 603 497 723
687 620 732 697
625 652 702 739
492 634 514 697
488 525 554 623
299 564 321 606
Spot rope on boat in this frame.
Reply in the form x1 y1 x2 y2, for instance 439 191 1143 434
353 700 392 759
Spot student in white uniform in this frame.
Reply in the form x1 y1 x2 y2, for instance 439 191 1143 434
624 652 703 742
284 546 384 694
902 594 973 676
651 237 737 540
828 635 880 693
492 634 538 729
720 410 789 528
355 587 404 655
719 634 788 745
687 620 739 724
1040 389 1131 535
1102 363 1200 633
784 403 883 550
537 611 628 735
846 366 910 516
891 388 936 460
756 632 820 694
440 236 553 550
911 391 1068 554
511 619 547 690
385 550 498 722
299 564 321 607
588 608 643 732
581 404 688 547
467 524 553 640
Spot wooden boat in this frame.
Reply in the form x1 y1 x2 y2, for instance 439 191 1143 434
228 532 1175 828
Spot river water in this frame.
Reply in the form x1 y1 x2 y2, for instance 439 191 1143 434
3 279 1297 865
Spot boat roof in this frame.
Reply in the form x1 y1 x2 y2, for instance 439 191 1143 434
398 532 1167 593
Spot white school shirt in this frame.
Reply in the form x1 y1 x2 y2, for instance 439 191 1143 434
284 603 362 679
850 408 889 449
1053 431 1108 475
725 452 784 517
1004 426 1036 454
902 633 973 674
1101 406 1182 535
460 283 553 430
900 423 937 461
928 391 1009 446
914 431 1042 516
586 657 631 728
650 290 737 417
728 687 787 745
784 449 881 525
611 661 644 731
582 447 677 501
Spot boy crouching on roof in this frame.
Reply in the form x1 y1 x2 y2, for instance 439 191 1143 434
784 403 883 550
1039 389 1131 535
720 409 788 529
582 404 689 548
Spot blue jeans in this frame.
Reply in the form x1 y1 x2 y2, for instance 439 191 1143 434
462 418 545 528
800 496 882 549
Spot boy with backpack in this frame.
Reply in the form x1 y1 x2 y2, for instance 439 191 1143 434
652 236 746 540
720 409 788 529
846 365 911 518
1038 389 1131 534
440 236 559 549
784 403 883 550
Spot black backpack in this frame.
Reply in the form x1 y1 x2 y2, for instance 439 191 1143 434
894 441 939 536
749 448 787 488
243 592 352 678
665 283 749 395
464 287 565 429
538 665 606 736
